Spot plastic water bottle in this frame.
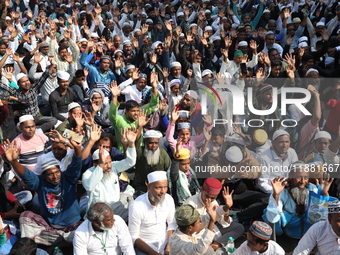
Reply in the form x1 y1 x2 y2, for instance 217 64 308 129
226 237 235 254
232 213 238 223
53 247 63 255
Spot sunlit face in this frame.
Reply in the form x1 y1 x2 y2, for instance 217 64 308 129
171 66 181 77
126 107 140 121
271 65 281 77
246 232 268 253
179 158 190 173
329 213 340 237
314 138 330 154
145 138 160 152
272 135 290 154
91 93 103 106
170 84 180 95
20 120 36 139
43 166 61 186
178 128 190 143
18 76 31 91
148 180 168 202
136 77 147 91
290 168 309 189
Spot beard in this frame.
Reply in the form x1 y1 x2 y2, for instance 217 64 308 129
150 194 165 205
100 222 112 231
144 147 160 166
290 186 309 215
103 171 112 181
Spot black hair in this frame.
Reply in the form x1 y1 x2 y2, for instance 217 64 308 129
75 69 85 78
271 59 282 67
0 41 7 47
58 45 68 53
99 132 114 146
125 100 140 111
178 221 196 232
251 233 269 245
268 48 279 56
8 238 37 255
211 126 226 137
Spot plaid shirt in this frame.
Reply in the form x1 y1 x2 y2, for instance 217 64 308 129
0 71 50 116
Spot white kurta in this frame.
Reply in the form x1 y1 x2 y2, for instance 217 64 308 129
293 220 340 255
128 193 177 253
233 240 285 255
82 147 136 209
73 216 135 255
169 228 215 255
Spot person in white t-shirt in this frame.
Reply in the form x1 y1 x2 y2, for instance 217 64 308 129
233 221 284 255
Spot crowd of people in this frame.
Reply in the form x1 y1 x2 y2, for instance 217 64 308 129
1 0 340 254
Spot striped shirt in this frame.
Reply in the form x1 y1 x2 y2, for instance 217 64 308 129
12 132 49 172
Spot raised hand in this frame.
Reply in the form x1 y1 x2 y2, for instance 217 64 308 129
150 52 157 65
49 130 66 143
84 111 94 126
271 177 287 196
138 109 150 127
175 137 183 155
65 52 73 64
4 66 14 81
3 139 21 162
202 112 212 125
317 173 334 196
203 128 211 141
206 203 217 223
224 36 232 48
109 80 121 97
164 20 172 31
159 99 168 114
126 128 138 144
171 107 180 123
90 124 102 142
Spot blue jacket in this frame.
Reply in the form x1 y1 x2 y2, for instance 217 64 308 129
20 156 82 226
80 53 116 89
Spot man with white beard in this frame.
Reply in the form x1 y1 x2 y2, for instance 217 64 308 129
264 161 334 239
82 128 137 222
132 130 171 198
73 202 135 255
129 171 177 255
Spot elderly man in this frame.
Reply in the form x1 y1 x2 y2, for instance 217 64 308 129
0 70 57 132
264 161 334 239
3 137 83 252
183 178 244 254
82 129 137 221
128 171 177 255
73 202 135 255
293 201 340 255
168 62 186 86
49 71 81 122
81 89 112 132
262 31 283 57
108 77 159 153
133 130 171 198
257 130 298 194
12 115 49 172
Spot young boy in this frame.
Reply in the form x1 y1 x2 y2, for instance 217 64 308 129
233 221 285 255
169 204 216 255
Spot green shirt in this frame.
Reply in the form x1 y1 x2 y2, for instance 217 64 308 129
109 93 159 152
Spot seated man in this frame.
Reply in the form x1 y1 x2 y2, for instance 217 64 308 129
128 171 177 255
183 178 244 254
57 102 92 141
108 78 159 153
293 201 340 255
49 71 81 122
82 128 137 221
133 130 171 198
264 161 334 239
3 138 83 252
12 115 49 172
169 204 216 255
234 221 284 255
73 202 135 255
81 89 112 133
34 130 74 175
257 130 298 194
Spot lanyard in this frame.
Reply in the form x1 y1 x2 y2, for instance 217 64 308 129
93 231 109 254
